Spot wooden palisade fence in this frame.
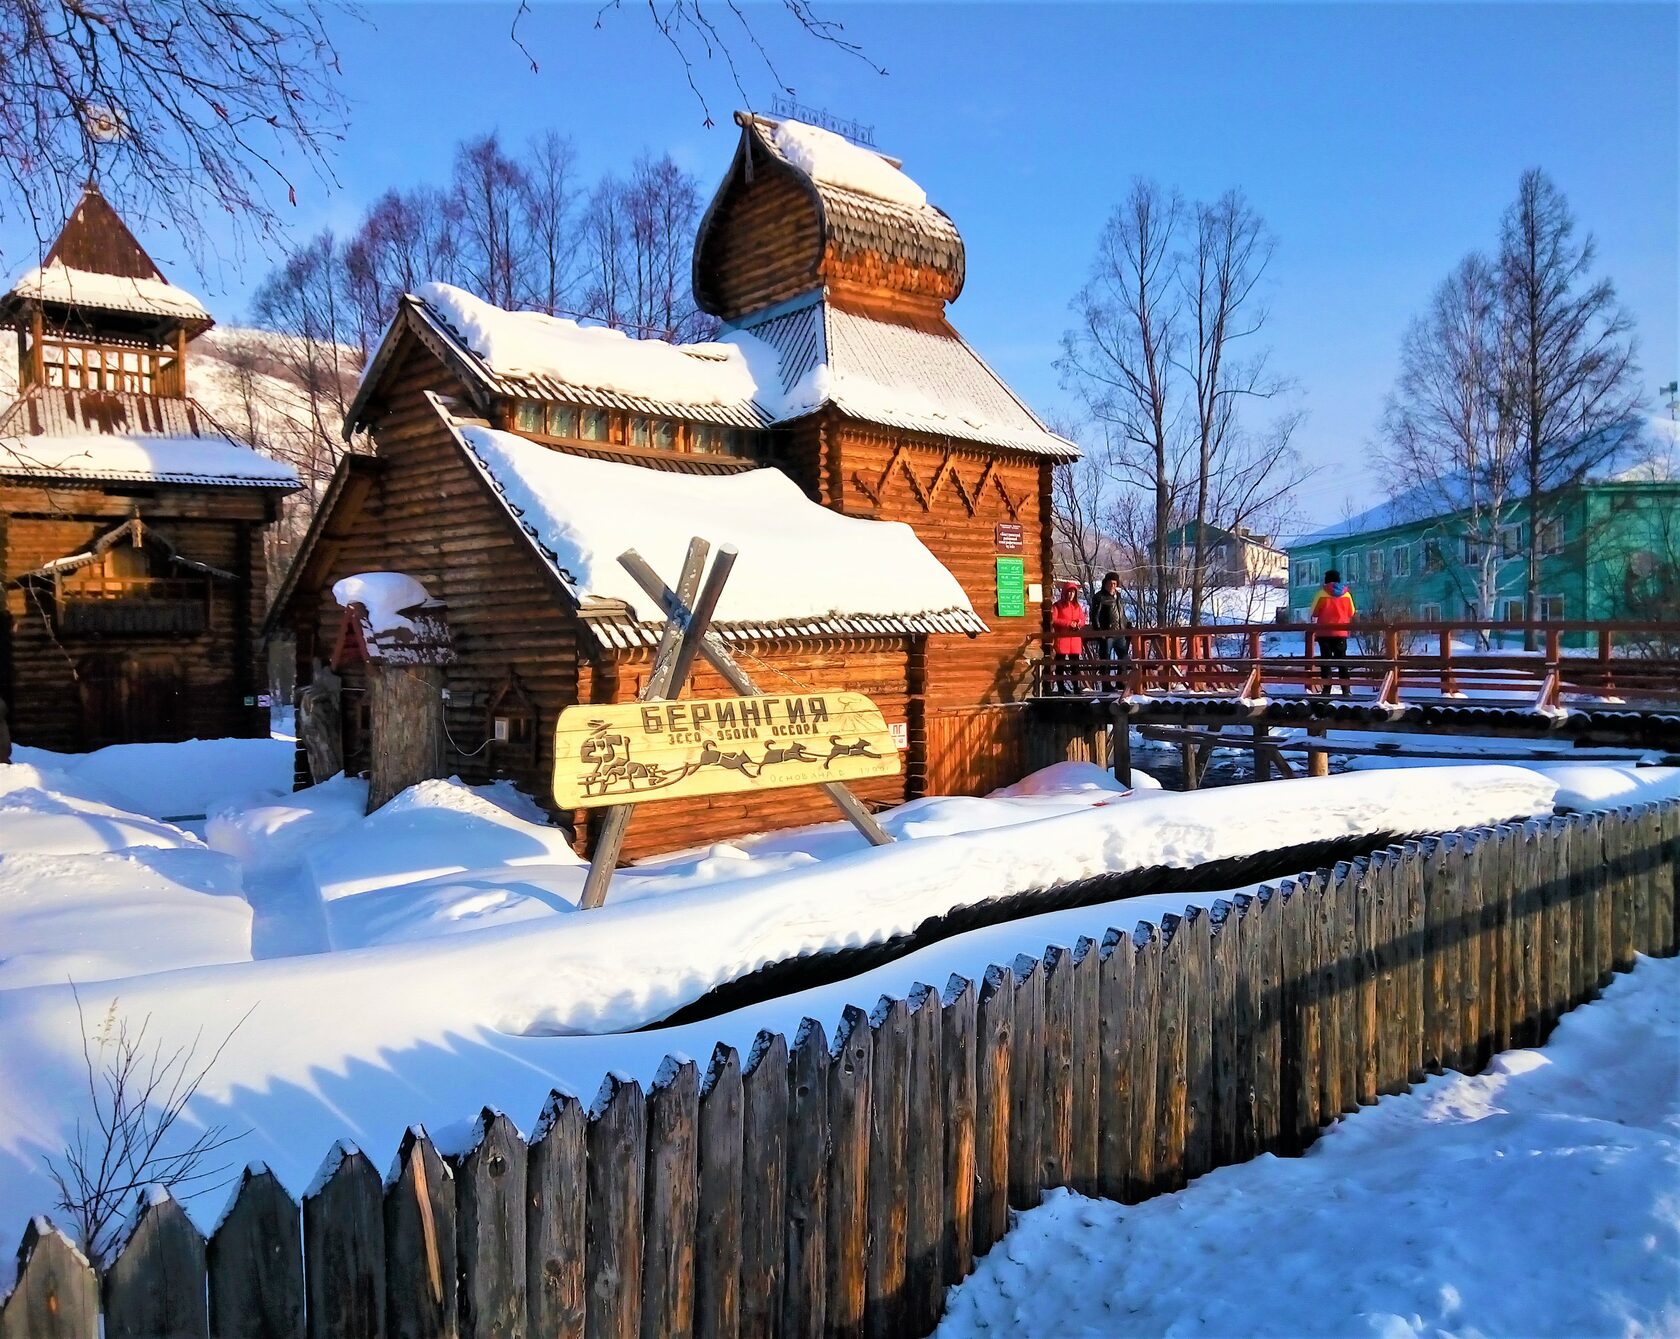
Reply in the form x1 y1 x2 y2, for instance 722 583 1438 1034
4 800 1677 1339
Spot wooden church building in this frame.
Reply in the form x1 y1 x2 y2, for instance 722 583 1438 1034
271 114 1078 858
0 186 297 752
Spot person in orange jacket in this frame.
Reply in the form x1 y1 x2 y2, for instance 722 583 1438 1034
1310 569 1356 695
1050 581 1088 694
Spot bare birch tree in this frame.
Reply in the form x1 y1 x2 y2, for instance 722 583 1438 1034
1382 252 1522 626
1498 168 1643 639
1061 178 1305 626
1060 179 1187 627
519 131 582 317
343 187 461 356
452 133 527 311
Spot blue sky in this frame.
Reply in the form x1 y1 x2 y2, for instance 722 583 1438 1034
11 3 1677 528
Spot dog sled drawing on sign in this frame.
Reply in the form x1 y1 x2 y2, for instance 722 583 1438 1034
577 722 883 797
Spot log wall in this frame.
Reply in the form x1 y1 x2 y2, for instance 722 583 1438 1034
9 801 1676 1339
1 484 272 751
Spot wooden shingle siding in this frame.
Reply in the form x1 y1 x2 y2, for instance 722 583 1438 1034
693 156 824 324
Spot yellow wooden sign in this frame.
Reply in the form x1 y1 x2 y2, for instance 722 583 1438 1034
553 692 900 809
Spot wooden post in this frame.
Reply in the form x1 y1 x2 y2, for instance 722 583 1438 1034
1154 915 1189 1193
1112 707 1133 788
826 1010 871 1338
304 1147 386 1339
366 662 448 812
580 540 710 909
1068 937 1101 1195
1095 930 1134 1200
1180 739 1200 791
1125 925 1161 1204
1253 724 1270 782
694 1049 743 1339
1305 724 1329 778
528 1092 587 1339
971 965 1013 1257
1180 907 1216 1179
741 1032 789 1338
0 1220 97 1339
1040 945 1075 1191
784 1022 830 1338
383 1128 456 1339
586 1075 647 1339
1007 955 1045 1211
643 1060 700 1339
454 1110 528 1339
940 976 978 1286
865 1001 909 1338
904 987 944 1335
618 551 894 849
210 1166 305 1339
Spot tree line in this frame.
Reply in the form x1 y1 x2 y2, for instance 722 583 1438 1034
252 129 716 364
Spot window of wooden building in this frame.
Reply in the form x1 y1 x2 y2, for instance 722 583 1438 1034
514 400 759 461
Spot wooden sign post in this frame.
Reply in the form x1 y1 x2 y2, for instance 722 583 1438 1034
573 540 895 910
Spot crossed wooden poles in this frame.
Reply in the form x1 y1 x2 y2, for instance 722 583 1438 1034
578 537 893 910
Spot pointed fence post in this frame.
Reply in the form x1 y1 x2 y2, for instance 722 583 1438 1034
210 1165 305 1339
0 1219 97 1339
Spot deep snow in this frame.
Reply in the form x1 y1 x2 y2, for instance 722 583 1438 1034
0 739 1671 1278
935 954 1680 1339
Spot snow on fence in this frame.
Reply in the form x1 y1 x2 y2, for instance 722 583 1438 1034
5 802 1678 1339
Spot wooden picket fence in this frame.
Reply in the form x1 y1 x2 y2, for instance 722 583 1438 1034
5 800 1678 1339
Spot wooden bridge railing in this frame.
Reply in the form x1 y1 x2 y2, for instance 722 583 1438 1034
5 802 1678 1339
1037 619 1680 708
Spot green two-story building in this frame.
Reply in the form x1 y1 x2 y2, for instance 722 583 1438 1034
1286 469 1680 642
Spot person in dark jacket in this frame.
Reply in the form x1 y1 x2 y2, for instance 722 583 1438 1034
1090 571 1129 691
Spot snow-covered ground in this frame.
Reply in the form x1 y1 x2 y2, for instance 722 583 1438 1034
936 953 1680 1339
0 736 1673 1271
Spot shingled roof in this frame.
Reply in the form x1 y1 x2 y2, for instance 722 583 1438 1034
0 185 213 336
693 113 966 319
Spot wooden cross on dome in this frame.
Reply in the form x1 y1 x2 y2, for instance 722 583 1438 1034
577 536 894 911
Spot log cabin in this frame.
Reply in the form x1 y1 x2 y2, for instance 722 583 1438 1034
269 113 1078 859
0 185 298 752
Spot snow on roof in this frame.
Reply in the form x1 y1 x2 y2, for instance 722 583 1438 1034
770 119 928 209
726 297 1079 459
333 572 432 634
7 261 210 324
450 418 978 627
0 432 299 488
416 283 758 409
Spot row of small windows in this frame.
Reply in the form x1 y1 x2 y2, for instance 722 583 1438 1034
1291 596 1567 622
514 401 754 458
1294 522 1565 588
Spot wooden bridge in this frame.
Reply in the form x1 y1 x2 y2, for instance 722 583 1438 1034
1031 620 1680 787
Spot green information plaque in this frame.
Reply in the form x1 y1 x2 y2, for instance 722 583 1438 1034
995 556 1027 617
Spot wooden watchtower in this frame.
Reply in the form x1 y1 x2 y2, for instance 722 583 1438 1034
0 185 298 751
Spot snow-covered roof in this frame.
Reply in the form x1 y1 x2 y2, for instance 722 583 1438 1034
332 572 455 666
6 262 210 325
726 294 1079 459
438 404 984 638
769 120 928 209
417 283 761 412
360 286 1075 460
0 431 299 488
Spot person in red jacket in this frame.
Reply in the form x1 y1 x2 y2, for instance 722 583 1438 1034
1310 569 1357 695
1050 581 1088 694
